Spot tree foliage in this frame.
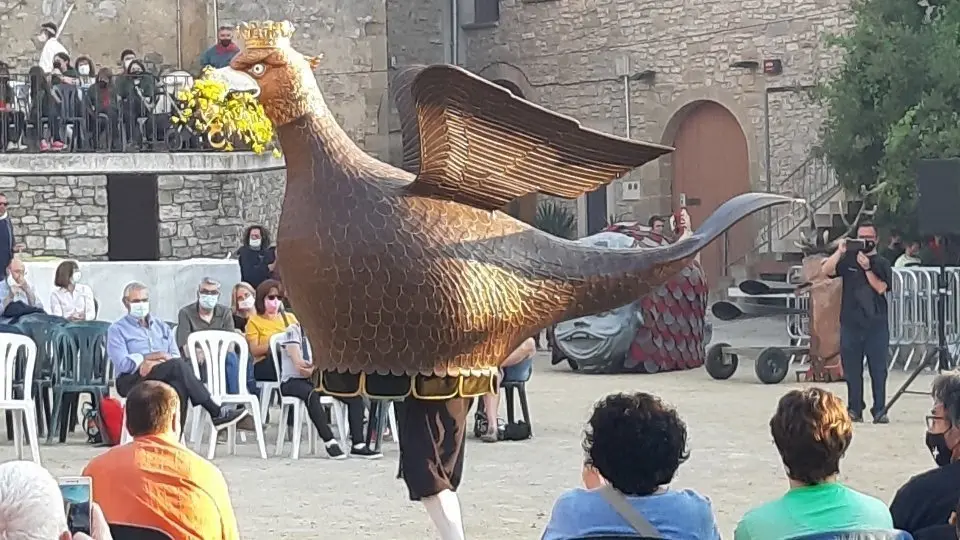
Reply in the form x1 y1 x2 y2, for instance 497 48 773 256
819 0 960 234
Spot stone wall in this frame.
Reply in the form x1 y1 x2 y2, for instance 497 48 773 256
220 0 389 159
157 169 285 259
454 0 855 220
0 174 109 258
2 0 211 74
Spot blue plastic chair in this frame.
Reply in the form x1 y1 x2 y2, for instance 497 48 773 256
47 321 112 443
8 314 69 439
502 356 534 433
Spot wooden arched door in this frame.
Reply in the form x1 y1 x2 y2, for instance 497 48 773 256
671 101 751 288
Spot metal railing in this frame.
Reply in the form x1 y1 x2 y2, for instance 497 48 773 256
723 153 841 275
785 266 960 371
0 71 222 153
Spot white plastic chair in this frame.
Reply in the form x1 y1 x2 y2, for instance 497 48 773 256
269 333 349 458
0 334 41 463
186 330 267 459
257 334 283 425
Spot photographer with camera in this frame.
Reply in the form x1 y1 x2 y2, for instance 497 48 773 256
821 222 893 424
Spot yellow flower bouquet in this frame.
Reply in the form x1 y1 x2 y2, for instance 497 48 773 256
172 69 281 157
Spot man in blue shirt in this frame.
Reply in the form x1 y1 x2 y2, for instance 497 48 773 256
107 281 247 433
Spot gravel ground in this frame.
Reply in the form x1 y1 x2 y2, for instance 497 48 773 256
0 317 939 539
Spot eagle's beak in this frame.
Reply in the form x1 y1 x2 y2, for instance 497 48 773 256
210 67 260 97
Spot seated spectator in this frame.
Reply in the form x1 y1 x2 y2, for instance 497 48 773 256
244 279 289 386
119 49 137 73
278 311 380 459
106 281 247 433
175 277 258 403
116 59 155 148
237 225 276 289
479 337 535 442
542 392 720 540
51 52 79 85
0 460 111 540
27 65 64 151
891 372 960 536
84 68 121 151
74 55 95 87
84 380 240 539
896 240 923 268
49 259 96 320
0 62 25 151
230 281 255 332
734 388 892 540
0 256 43 312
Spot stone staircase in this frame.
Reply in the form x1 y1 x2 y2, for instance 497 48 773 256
724 152 845 287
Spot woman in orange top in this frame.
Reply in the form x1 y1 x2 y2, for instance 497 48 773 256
244 279 296 386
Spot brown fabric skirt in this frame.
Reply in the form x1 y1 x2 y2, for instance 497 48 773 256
395 395 471 501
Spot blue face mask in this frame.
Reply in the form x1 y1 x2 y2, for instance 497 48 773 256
128 301 149 320
199 294 219 310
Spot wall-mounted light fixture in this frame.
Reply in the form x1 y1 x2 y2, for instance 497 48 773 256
729 60 760 70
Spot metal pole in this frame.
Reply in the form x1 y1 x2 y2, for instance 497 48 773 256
451 0 459 65
763 87 771 252
176 0 183 69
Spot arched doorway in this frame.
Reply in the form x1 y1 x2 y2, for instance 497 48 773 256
670 101 751 288
492 79 538 224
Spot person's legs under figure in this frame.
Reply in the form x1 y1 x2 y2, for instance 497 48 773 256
245 357 258 395
280 377 344 458
865 323 891 422
397 396 469 540
336 395 382 458
840 326 866 420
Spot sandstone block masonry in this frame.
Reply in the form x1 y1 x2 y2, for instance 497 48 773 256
0 169 284 261
157 170 284 259
0 175 108 258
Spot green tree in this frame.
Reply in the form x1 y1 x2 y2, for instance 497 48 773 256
819 0 960 235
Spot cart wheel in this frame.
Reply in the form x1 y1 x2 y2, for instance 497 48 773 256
705 342 737 380
755 347 790 384
643 360 660 374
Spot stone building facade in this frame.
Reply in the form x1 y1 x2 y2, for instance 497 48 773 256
0 153 282 260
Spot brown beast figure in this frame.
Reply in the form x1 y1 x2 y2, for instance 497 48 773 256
795 253 844 382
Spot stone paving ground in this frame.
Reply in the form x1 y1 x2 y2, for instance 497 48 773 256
0 317 944 538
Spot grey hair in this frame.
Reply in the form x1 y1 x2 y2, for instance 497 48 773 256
933 372 960 425
0 460 68 539
199 277 221 290
122 281 148 300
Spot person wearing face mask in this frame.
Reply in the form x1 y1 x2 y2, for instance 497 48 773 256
82 381 240 538
116 59 156 148
243 279 290 386
821 221 893 424
50 52 78 85
49 260 96 321
890 372 960 538
236 225 277 289
74 56 96 87
106 281 248 435
0 257 42 313
230 282 256 332
35 22 68 75
83 68 121 151
199 26 241 70
175 278 258 424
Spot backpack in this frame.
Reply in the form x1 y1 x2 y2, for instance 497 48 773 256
82 397 124 446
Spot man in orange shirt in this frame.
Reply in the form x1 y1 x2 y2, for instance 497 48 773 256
83 381 240 539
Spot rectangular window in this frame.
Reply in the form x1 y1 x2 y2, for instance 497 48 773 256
474 0 499 24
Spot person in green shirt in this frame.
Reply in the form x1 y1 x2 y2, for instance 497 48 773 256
734 388 895 540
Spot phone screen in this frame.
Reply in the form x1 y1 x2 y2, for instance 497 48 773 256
59 478 92 535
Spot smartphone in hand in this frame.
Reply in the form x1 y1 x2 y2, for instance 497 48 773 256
59 476 92 535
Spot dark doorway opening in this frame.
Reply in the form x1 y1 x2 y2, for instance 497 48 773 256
585 187 607 235
107 174 160 261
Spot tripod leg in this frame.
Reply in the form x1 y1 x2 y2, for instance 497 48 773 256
877 347 938 418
